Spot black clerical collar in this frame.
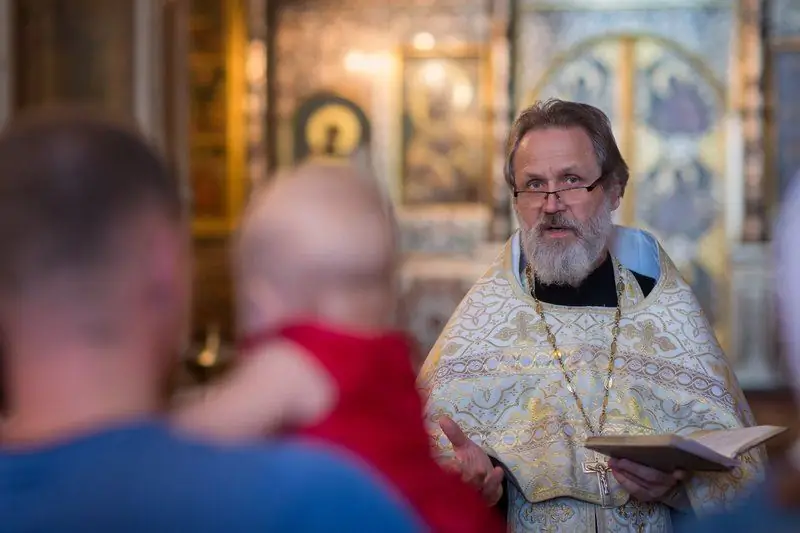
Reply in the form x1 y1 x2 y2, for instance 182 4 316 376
519 251 655 307
537 254 618 308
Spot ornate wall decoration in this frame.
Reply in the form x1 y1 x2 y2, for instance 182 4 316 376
292 92 371 165
516 6 733 351
189 0 246 236
400 46 493 205
634 46 726 327
399 207 490 255
536 48 617 115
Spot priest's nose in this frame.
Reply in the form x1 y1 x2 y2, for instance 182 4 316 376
542 192 564 214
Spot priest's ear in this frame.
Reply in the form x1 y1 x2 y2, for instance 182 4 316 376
604 180 623 212
605 166 630 212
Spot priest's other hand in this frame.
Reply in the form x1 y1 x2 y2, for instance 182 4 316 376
438 416 505 506
608 458 686 502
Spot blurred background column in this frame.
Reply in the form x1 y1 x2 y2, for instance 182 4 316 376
488 0 512 242
12 0 135 113
245 0 268 192
0 0 11 126
8 0 187 156
185 0 266 386
729 0 783 391
134 0 166 149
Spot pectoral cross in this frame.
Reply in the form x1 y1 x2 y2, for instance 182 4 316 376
582 456 612 508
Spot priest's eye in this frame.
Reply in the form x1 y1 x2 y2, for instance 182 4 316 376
526 181 545 190
564 175 582 185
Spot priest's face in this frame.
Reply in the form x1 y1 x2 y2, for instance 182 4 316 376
512 127 620 286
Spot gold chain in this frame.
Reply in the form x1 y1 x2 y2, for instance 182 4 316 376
524 259 624 436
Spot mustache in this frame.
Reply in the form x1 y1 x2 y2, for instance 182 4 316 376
535 213 582 236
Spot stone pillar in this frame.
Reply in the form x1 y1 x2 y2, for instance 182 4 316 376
489 0 512 242
133 0 165 147
162 0 191 206
739 0 767 242
728 0 784 390
730 244 785 389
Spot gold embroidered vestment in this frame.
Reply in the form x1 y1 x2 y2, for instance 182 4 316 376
419 238 764 532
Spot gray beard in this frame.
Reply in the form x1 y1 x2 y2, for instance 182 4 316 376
519 198 614 287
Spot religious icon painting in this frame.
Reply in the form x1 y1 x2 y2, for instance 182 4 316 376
292 93 371 165
531 44 617 119
399 46 493 206
632 43 727 333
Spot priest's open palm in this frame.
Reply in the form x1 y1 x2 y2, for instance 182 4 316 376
438 416 505 506
609 458 686 503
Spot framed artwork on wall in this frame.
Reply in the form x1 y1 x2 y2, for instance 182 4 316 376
399 45 493 206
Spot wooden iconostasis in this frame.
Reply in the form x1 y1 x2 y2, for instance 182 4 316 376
9 0 253 357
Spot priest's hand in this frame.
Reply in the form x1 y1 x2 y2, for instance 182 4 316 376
608 458 686 502
438 416 505 506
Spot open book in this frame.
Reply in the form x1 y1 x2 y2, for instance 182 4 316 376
584 425 786 472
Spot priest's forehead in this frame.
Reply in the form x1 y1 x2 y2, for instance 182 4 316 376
514 127 601 180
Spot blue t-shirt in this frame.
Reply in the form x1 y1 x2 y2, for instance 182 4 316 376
677 484 799 533
0 421 424 532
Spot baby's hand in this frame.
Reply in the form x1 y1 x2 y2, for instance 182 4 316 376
173 341 334 442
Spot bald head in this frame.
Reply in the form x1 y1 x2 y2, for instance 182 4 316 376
236 163 398 333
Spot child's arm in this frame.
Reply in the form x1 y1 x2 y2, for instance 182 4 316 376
174 340 335 441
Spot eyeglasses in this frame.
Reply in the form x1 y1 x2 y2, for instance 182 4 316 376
513 175 605 208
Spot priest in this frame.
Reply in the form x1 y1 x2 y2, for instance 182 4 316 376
419 99 765 532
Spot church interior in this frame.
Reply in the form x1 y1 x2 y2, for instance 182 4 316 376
1 0 799 455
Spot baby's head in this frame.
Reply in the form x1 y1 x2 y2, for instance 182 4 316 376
234 162 399 337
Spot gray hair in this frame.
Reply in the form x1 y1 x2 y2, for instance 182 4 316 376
504 99 629 197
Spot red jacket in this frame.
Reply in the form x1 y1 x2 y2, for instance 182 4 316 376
256 324 504 533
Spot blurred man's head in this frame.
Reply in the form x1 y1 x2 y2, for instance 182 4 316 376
0 111 188 420
235 163 398 336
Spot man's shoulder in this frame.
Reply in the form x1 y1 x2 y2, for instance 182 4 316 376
142 431 424 530
0 423 422 531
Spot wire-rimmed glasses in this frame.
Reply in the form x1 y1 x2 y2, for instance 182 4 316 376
512 175 605 208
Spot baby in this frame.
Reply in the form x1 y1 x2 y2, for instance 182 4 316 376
177 163 503 533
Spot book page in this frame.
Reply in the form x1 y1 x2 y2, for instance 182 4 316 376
690 426 784 458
